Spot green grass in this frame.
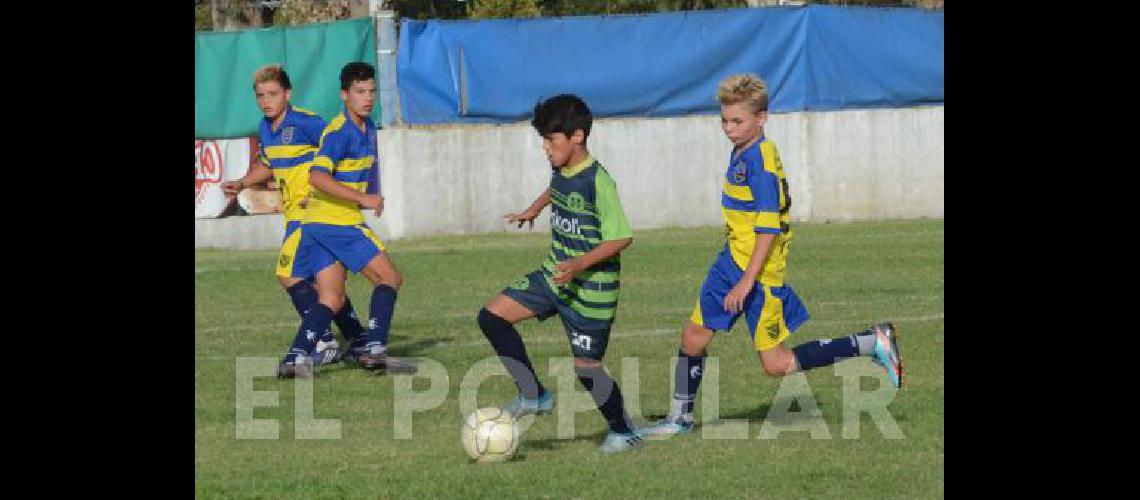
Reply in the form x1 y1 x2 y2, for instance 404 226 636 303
195 219 944 499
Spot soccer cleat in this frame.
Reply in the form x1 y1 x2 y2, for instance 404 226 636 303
870 322 904 389
339 341 367 366
636 415 694 441
503 389 555 419
358 352 418 374
276 356 314 379
311 339 344 366
599 432 645 454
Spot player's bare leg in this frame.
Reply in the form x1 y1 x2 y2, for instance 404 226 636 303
757 343 799 377
314 262 347 312
278 276 303 289
360 251 403 289
485 294 537 324
680 321 714 357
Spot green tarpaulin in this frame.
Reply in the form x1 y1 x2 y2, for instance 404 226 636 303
195 18 378 139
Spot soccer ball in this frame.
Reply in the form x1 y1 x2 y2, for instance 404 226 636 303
461 407 520 463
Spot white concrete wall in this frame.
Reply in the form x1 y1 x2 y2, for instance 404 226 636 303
196 105 943 249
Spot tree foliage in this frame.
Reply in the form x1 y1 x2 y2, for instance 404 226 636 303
195 0 940 32
273 0 354 25
469 0 541 20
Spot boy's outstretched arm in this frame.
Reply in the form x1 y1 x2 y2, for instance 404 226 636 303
503 187 552 229
553 237 633 285
221 159 272 196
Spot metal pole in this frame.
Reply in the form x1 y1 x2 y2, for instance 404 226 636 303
370 0 401 127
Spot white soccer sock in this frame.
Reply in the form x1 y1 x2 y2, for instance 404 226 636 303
854 334 876 356
668 398 695 421
368 342 387 356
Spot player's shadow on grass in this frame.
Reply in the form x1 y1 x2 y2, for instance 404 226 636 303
387 335 451 358
308 336 452 377
713 405 776 424
521 429 610 452
711 402 839 426
641 404 783 431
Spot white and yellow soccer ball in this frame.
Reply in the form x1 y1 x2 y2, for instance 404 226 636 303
461 407 520 463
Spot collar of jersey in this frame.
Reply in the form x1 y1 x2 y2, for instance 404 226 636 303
731 134 766 164
340 106 374 136
559 154 594 178
266 105 298 135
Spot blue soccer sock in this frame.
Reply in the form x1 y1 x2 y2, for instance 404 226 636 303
285 281 319 318
283 304 335 365
332 295 366 343
576 365 633 435
477 308 545 400
364 285 398 354
792 330 876 371
669 348 705 419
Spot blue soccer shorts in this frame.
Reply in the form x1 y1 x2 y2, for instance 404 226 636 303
690 249 810 351
293 222 387 278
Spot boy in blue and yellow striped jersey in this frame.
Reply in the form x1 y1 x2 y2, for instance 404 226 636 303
639 74 905 440
222 65 365 366
277 62 415 378
477 95 644 454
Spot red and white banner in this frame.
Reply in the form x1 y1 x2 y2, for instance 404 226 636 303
195 138 254 218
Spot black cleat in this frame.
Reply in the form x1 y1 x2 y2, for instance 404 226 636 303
277 357 314 379
358 352 418 374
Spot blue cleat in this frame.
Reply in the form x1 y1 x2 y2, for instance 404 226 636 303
503 389 555 419
636 415 694 441
870 322 904 389
599 432 645 454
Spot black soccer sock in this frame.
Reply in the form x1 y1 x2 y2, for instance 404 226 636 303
285 281 320 318
365 285 398 354
283 304 334 364
332 295 366 343
575 364 633 435
792 330 874 371
477 308 545 399
671 348 706 418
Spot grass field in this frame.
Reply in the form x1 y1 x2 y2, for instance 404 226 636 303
195 219 944 498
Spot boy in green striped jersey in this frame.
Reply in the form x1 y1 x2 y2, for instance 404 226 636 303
476 94 643 454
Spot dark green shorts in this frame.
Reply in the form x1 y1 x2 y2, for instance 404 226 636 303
502 270 614 360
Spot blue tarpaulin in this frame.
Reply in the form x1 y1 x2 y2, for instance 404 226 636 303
396 5 943 124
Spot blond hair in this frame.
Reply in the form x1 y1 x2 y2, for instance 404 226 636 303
717 74 768 113
252 64 292 90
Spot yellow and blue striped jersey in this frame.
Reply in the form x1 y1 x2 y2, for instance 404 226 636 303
257 105 326 222
721 136 792 287
304 108 379 226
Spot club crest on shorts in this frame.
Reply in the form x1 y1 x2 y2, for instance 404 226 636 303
733 161 747 183
766 322 780 341
281 126 296 145
279 254 291 267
